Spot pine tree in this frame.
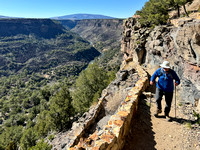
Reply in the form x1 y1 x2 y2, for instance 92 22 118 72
136 0 194 26
28 139 52 150
72 63 109 113
174 0 194 17
34 110 51 137
136 0 170 26
0 126 23 148
49 86 74 131
20 128 37 150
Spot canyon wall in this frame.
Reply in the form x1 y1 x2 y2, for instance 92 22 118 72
0 19 66 38
121 17 200 107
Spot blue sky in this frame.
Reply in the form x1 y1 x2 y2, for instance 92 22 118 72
0 0 148 18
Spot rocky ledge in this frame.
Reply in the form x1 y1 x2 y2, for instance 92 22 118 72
121 17 200 110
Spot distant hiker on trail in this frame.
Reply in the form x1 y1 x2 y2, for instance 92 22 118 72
150 61 180 121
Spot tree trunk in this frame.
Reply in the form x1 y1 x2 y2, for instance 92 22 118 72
177 4 180 17
183 4 189 17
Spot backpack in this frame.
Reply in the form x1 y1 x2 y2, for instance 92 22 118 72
159 68 174 79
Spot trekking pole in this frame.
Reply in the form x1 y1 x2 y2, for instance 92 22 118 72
150 92 152 107
175 85 176 118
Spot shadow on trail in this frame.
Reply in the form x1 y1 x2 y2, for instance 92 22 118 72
171 117 196 125
155 115 166 119
122 94 156 150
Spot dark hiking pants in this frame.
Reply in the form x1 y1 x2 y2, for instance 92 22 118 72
155 87 173 116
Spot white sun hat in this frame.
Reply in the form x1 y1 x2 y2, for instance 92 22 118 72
160 61 171 68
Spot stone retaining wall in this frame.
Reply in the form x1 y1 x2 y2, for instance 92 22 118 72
69 65 149 150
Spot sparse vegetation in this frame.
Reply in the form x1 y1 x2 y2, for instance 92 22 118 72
185 122 192 129
136 0 194 27
0 17 122 149
0 19 103 149
193 110 200 125
28 139 52 150
0 37 115 149
72 63 113 114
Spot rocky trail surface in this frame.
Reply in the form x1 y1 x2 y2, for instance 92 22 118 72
123 92 200 150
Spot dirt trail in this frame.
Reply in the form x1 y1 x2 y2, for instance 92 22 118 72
123 92 200 150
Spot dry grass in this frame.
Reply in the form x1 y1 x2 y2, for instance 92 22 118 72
105 90 127 115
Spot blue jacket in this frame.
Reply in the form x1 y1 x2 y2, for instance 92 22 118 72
151 68 180 92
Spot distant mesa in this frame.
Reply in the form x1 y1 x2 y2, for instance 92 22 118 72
51 13 115 20
0 19 66 39
0 15 12 18
0 13 116 20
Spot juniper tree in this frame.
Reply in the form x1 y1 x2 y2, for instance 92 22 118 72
49 86 74 131
174 0 194 17
72 63 109 114
136 0 194 26
136 0 170 26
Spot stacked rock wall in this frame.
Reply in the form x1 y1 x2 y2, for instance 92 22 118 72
68 65 149 150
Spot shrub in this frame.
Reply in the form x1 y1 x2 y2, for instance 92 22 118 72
193 110 200 125
28 139 52 150
72 63 109 114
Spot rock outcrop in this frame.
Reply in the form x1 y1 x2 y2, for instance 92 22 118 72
121 17 200 108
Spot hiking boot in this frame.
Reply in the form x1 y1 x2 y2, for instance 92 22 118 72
154 109 162 117
165 115 172 122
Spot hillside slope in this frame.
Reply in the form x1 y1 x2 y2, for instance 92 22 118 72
71 19 123 50
0 19 100 77
0 19 65 38
0 18 102 149
58 19 124 70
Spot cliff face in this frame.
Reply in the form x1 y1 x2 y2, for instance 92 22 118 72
58 19 123 44
0 19 66 38
71 19 123 44
121 18 200 106
59 19 123 51
58 19 124 69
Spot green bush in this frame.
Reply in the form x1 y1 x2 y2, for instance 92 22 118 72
72 63 109 113
28 139 52 150
48 135 55 142
136 0 195 26
49 86 74 131
0 126 23 147
136 0 170 26
5 141 17 150
193 110 200 125
34 110 51 137
20 128 37 150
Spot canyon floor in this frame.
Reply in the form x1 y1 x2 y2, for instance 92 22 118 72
123 92 200 150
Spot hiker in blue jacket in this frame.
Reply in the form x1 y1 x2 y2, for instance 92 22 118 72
150 61 180 121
